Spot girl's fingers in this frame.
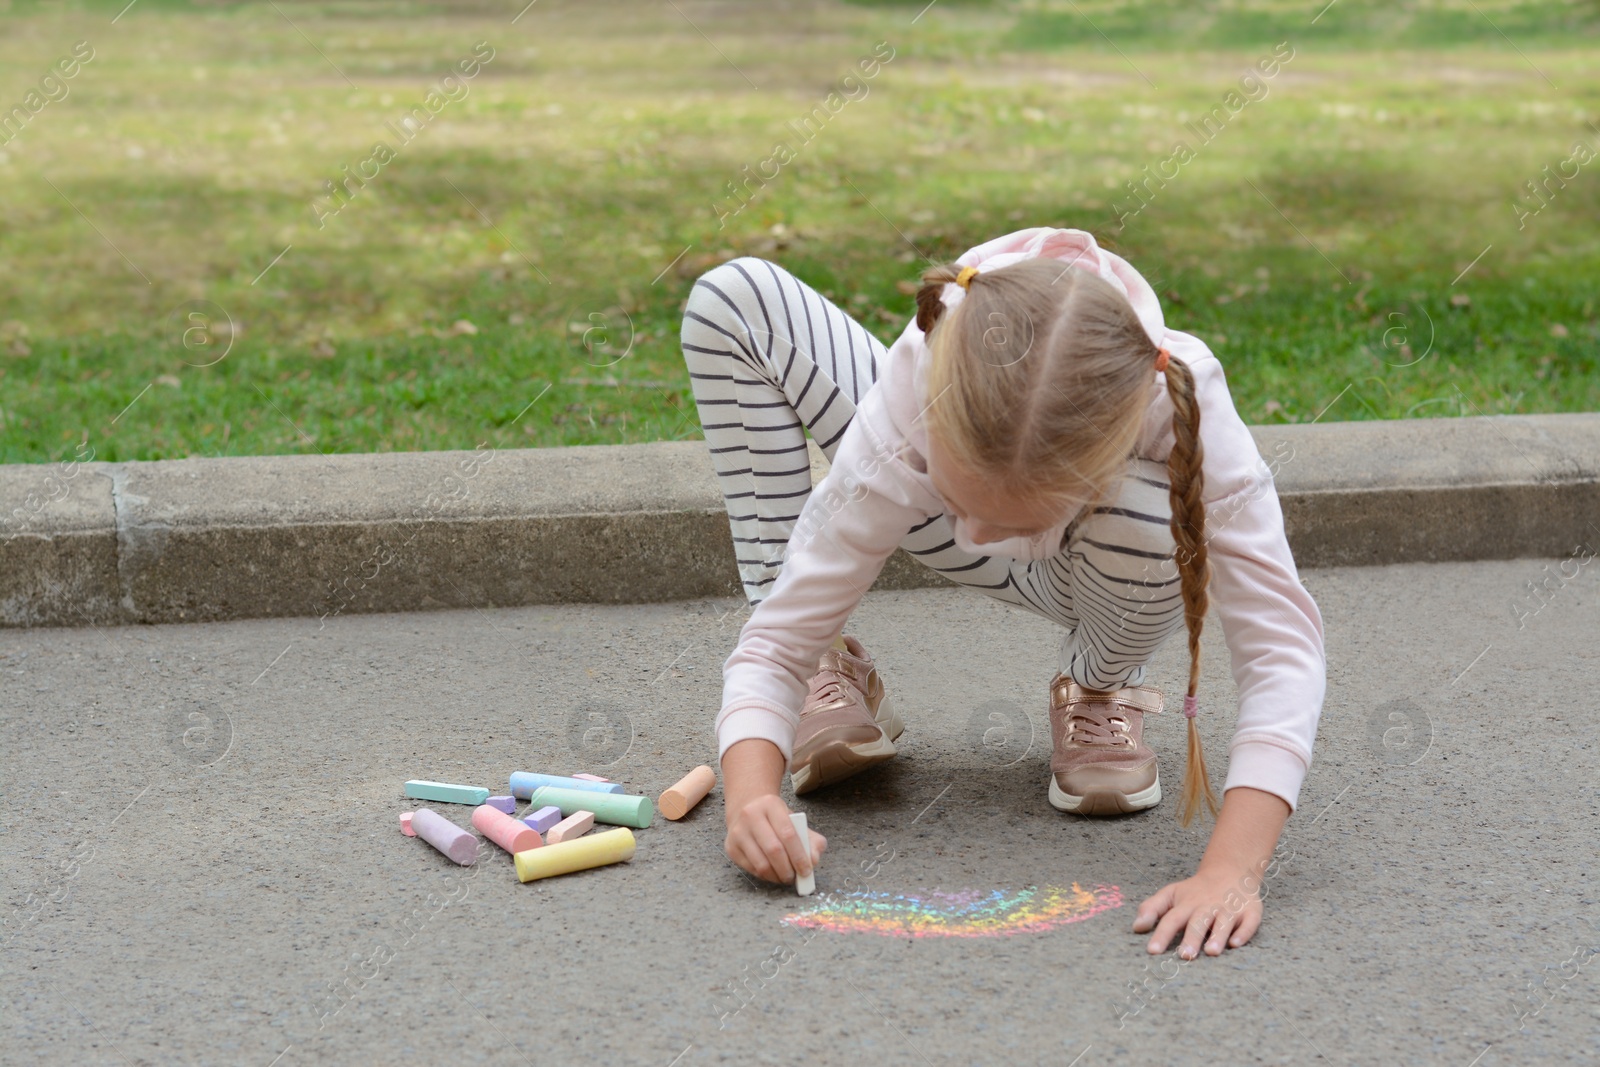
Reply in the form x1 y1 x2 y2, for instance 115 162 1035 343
750 819 796 883
808 829 828 864
1204 909 1238 956
1134 884 1176 933
772 811 811 878
728 835 771 882
1229 903 1263 948
1177 909 1217 961
1147 904 1191 954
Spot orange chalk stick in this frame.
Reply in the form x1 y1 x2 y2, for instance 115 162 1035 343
546 810 594 844
659 765 716 820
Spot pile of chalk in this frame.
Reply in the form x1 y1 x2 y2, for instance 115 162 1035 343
400 766 718 882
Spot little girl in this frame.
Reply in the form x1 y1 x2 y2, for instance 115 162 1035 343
680 227 1324 958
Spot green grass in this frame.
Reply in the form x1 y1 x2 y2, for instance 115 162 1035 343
0 0 1597 463
1006 0 1600 49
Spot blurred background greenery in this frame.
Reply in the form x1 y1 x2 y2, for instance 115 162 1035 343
1 0 1597 462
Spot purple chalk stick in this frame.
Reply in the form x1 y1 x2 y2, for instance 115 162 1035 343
411 808 479 866
522 805 562 834
486 795 516 814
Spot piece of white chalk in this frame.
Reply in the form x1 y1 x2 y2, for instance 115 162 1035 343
571 773 610 783
790 811 814 896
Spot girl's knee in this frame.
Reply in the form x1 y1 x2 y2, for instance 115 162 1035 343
687 257 776 310
683 258 781 344
1078 507 1175 564
1080 465 1177 565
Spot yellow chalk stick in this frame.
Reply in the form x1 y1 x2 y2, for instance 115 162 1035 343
514 827 636 883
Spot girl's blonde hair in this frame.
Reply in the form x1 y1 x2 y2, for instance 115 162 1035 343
916 258 1219 825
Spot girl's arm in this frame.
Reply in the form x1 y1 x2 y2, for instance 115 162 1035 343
716 402 938 883
1133 345 1325 953
1133 785 1290 956
720 738 824 884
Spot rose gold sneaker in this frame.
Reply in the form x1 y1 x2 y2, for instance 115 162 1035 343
1047 675 1163 815
789 636 905 795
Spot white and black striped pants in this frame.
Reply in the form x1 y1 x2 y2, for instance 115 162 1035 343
681 257 1184 689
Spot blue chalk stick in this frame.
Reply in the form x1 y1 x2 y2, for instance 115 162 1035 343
404 780 491 805
522 805 562 833
508 772 624 799
486 795 516 814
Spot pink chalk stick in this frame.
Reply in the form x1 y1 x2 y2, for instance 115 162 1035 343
411 808 478 866
472 804 542 854
522 805 562 833
546 810 595 844
571 773 610 783
486 795 516 814
399 811 416 836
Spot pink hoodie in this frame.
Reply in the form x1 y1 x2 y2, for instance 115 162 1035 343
716 227 1325 811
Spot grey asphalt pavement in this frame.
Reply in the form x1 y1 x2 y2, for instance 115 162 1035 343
3 558 1598 1066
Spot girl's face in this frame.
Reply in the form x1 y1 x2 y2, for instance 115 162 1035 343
925 433 1077 546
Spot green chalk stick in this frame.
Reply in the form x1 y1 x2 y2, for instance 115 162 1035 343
404 780 491 805
526 785 654 829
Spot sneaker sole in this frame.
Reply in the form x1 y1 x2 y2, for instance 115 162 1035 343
791 697 904 795
876 695 905 745
1047 774 1161 816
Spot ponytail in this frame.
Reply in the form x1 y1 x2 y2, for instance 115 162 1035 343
1163 353 1219 825
914 263 967 333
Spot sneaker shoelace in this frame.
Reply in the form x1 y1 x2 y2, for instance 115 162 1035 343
803 655 860 717
1066 706 1132 746
805 677 853 714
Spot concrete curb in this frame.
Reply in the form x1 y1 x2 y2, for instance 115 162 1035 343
4 413 1598 628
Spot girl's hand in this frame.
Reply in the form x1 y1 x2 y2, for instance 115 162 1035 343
720 738 826 885
724 793 826 884
1133 866 1262 958
1133 786 1290 958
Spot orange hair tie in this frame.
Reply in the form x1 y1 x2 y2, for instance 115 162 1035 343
1155 346 1171 372
955 266 979 290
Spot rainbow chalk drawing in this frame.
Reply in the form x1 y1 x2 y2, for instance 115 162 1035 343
781 884 1122 939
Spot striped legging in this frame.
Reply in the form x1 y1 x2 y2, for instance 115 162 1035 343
681 257 1185 689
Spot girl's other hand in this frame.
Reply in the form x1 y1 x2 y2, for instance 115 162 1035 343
1134 786 1288 957
1132 867 1263 958
724 793 827 884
